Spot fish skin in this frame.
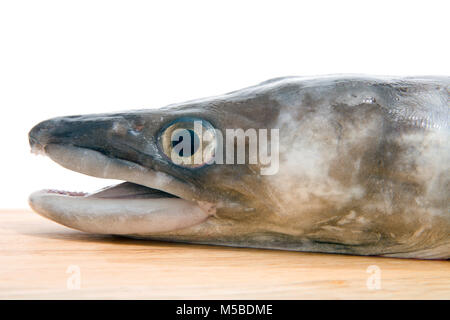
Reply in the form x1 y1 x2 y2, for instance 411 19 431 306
29 75 450 259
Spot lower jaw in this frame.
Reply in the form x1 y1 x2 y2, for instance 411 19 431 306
29 188 210 235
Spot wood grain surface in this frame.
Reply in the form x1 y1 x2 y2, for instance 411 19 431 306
0 210 448 299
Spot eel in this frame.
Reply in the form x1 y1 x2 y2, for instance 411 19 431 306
28 75 449 259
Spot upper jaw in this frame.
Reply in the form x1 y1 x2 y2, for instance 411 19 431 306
28 112 215 203
42 144 203 201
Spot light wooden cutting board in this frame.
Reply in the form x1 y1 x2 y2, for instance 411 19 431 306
0 210 448 299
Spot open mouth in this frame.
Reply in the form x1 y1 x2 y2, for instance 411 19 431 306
29 144 212 235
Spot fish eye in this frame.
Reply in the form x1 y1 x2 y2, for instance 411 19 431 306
158 117 217 168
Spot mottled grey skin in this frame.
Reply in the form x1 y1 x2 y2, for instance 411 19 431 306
29 75 449 259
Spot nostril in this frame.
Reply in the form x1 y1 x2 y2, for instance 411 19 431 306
28 119 55 151
28 134 38 147
28 130 46 156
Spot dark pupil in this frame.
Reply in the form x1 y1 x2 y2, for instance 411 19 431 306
172 129 199 157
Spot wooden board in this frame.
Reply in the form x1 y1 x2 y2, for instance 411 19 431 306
0 210 448 299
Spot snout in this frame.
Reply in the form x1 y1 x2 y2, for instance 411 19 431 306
29 115 114 150
28 112 166 171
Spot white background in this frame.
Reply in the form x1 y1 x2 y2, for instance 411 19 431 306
0 0 448 208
